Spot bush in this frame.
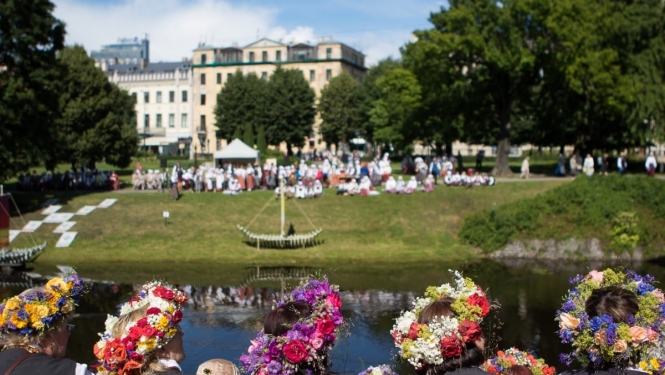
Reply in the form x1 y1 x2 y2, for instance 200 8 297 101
459 176 665 254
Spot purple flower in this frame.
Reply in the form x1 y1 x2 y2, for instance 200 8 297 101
559 329 573 343
561 300 576 313
626 313 636 325
606 324 617 345
266 361 282 374
569 274 585 285
578 312 589 330
638 282 655 296
559 353 573 366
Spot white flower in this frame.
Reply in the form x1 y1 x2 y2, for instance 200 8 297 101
394 311 417 334
104 315 119 335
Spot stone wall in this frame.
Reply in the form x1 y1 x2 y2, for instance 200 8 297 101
491 238 642 261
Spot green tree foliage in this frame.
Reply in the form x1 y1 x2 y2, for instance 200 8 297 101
243 123 255 147
369 68 421 152
0 0 65 181
56 46 138 169
357 58 401 147
265 67 316 153
214 70 268 141
256 125 267 153
318 71 362 150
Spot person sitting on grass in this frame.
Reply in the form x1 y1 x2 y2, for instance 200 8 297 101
423 174 435 192
385 176 397 193
405 176 418 194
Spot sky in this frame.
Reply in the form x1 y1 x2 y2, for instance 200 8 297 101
52 0 447 66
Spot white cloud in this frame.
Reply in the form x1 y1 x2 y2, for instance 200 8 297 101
53 0 417 65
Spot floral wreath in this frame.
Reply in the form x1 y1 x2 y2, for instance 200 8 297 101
391 270 490 370
557 269 665 370
240 277 344 375
358 365 399 375
483 348 555 375
0 272 86 336
94 281 188 375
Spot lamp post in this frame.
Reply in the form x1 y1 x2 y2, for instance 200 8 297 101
197 131 206 168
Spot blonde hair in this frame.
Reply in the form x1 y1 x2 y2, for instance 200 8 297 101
0 287 68 347
109 305 172 375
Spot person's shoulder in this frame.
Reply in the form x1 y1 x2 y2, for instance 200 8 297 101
448 367 490 375
560 368 647 375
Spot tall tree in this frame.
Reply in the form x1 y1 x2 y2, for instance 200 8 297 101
215 70 268 141
0 0 65 181
56 46 138 169
265 67 316 153
256 125 267 153
318 71 362 151
357 58 401 150
243 123 255 147
405 0 538 175
369 67 422 152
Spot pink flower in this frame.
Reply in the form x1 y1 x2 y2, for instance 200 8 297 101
248 340 260 353
316 318 336 335
559 313 580 330
310 336 324 349
588 270 604 284
648 328 659 342
652 290 665 303
325 294 342 309
283 340 308 363
629 326 648 346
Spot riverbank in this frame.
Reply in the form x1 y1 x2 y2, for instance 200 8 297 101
9 180 566 278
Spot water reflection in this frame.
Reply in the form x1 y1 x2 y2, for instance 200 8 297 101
4 261 665 375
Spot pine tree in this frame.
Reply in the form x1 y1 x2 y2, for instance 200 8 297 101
232 126 243 140
256 125 267 153
243 124 255 147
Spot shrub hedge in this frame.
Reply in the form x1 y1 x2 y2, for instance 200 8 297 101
459 176 665 254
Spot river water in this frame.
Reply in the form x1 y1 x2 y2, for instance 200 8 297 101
4 260 665 374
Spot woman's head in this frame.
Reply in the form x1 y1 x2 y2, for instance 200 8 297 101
0 273 85 354
585 286 639 323
94 282 187 375
263 301 311 336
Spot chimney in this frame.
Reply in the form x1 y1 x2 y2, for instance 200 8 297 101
140 59 147 69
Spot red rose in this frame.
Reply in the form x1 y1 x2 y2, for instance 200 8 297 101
121 337 136 351
172 310 183 323
543 367 556 375
440 335 463 358
467 293 490 317
143 326 157 338
458 320 482 343
129 352 143 362
392 330 403 344
104 339 127 364
146 307 161 315
153 286 175 301
122 359 142 374
316 318 336 335
487 366 499 374
325 294 342 309
136 317 148 328
408 323 420 340
283 340 308 363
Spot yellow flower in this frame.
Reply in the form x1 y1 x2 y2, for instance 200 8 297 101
639 362 649 372
5 297 21 311
650 358 661 371
166 327 178 338
61 301 74 314
0 314 6 326
10 314 27 329
138 338 157 352
32 320 44 329
155 316 169 331
46 278 69 294
26 304 49 323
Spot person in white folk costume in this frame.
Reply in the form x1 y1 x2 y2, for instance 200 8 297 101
379 152 392 182
205 168 215 191
405 176 418 194
395 176 406 194
295 181 307 199
224 176 241 195
215 168 225 192
384 176 397 193
347 178 359 195
423 174 435 192
359 176 371 196
313 180 323 197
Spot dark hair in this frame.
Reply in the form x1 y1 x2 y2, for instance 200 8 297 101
416 298 485 375
585 286 639 323
508 365 534 375
264 301 311 336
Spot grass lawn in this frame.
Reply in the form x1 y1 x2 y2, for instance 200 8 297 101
7 180 566 283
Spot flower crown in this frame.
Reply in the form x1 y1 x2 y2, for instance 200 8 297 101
358 365 399 375
483 348 556 375
392 270 490 370
0 273 85 336
94 281 188 375
240 277 344 375
557 269 665 369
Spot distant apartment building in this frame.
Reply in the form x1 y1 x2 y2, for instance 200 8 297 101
105 61 194 155
192 36 367 154
91 34 150 68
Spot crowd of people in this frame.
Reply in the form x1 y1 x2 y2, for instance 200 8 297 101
16 168 120 191
519 151 664 179
1 267 661 375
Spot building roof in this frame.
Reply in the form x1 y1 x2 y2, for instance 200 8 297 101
107 61 192 75
244 38 285 49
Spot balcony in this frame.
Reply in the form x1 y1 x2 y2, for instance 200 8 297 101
143 127 166 136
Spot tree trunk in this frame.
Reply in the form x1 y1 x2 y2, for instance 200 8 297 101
445 141 453 158
492 137 512 175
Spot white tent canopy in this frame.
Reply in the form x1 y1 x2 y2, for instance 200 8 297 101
213 139 260 163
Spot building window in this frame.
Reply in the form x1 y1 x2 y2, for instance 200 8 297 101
217 73 222 84
169 91 175 103
227 73 232 80
201 54 207 64
156 114 162 127
249 51 255 62
200 115 206 131
144 91 149 103
262 51 268 62
326 69 332 81
353 54 358 64
181 113 187 128
144 114 150 128
156 91 162 103
200 73 206 85
326 48 332 59
261 72 267 80
309 70 315 82
168 114 175 128
200 94 206 106
276 50 281 62
182 90 188 102
131 92 137 103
